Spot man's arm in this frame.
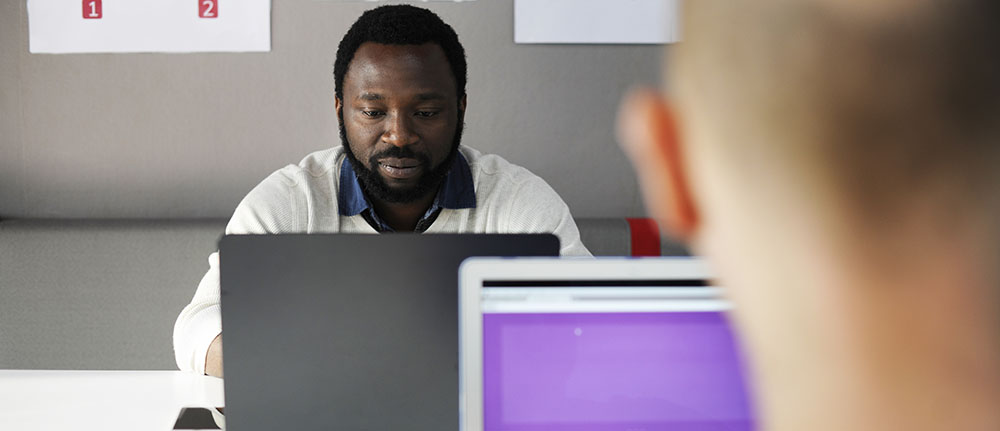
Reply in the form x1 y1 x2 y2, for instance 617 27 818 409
173 252 224 374
173 166 313 374
205 334 223 378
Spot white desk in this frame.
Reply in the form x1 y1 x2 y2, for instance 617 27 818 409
0 370 224 431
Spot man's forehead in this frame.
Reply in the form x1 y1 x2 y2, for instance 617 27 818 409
358 91 447 100
344 42 457 97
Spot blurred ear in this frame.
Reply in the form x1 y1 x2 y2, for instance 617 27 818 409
616 88 699 243
458 94 467 122
335 97 343 116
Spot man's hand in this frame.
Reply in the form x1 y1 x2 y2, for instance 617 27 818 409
205 334 223 378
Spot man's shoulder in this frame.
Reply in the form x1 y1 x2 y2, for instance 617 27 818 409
294 146 345 177
265 146 345 186
461 146 538 186
228 146 346 233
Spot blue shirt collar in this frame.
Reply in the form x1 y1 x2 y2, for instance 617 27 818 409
338 151 476 219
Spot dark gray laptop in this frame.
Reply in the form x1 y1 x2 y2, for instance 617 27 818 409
218 233 559 431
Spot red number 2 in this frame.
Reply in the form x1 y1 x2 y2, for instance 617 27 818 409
82 0 102 19
199 0 217 19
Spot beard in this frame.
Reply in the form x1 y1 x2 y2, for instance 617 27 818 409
339 112 464 204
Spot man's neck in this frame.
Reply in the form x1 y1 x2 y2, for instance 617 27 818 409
370 192 436 232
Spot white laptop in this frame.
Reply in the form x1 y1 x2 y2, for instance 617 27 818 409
458 257 756 431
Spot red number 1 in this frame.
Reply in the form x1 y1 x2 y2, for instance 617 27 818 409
199 0 217 18
82 0 102 19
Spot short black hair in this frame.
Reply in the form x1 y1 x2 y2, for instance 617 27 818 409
334 5 467 101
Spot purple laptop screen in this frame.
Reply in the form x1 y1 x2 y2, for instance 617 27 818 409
482 312 755 431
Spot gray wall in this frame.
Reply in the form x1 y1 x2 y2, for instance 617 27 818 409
0 0 663 219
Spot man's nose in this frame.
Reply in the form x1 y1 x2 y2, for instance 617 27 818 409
381 113 418 147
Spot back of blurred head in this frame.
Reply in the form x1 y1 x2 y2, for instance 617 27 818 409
677 0 1000 240
619 1 1000 429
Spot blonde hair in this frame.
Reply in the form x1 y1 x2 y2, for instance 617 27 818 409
674 0 1000 217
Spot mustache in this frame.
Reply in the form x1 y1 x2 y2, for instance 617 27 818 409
370 146 431 166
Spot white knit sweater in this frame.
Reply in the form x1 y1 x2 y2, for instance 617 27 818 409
173 145 590 373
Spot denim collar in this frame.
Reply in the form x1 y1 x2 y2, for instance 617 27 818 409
338 151 476 222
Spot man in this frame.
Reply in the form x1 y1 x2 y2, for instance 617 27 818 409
174 5 590 377
617 1 1000 430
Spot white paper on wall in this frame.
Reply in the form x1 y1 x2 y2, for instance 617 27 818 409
515 0 679 44
28 0 271 54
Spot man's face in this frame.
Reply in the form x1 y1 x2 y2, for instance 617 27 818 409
337 42 465 204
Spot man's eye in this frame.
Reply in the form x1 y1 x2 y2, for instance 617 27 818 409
415 111 439 118
362 111 384 118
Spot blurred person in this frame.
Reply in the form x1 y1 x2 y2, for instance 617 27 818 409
617 1 1000 430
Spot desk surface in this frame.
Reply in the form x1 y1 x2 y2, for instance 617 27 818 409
0 370 224 431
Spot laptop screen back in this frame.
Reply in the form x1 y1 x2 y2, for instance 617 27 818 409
476 279 755 431
219 234 559 431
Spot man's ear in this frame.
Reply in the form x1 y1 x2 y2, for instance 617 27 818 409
458 94 468 120
335 96 343 117
616 88 699 243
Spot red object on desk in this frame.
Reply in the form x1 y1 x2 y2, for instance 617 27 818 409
627 218 661 256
